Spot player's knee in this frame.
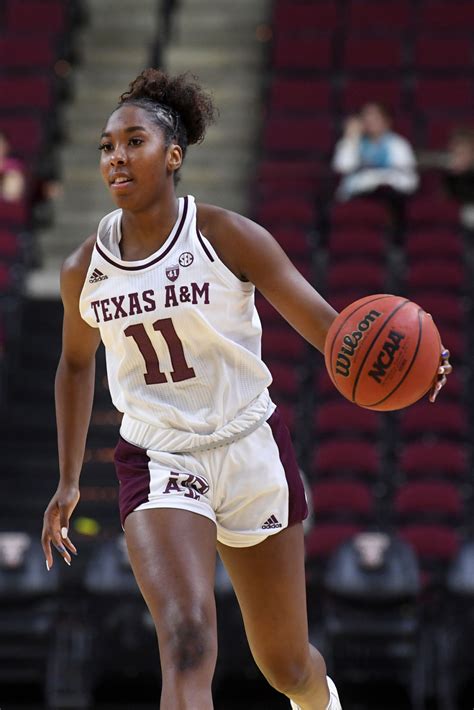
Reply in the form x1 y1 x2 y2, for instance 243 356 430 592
260 653 313 696
162 602 216 673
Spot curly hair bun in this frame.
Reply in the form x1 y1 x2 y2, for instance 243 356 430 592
119 68 217 146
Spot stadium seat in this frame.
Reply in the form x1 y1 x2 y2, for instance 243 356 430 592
6 0 68 34
0 230 20 259
313 439 380 478
255 295 282 324
258 159 324 191
331 199 390 228
312 481 375 518
273 1 339 33
262 326 307 360
0 76 53 111
270 228 312 257
315 367 341 401
435 326 465 361
399 402 468 440
305 523 364 559
406 260 464 292
273 36 332 72
342 37 403 70
394 482 463 521
0 34 57 69
423 117 461 150
315 401 381 437
263 116 333 154
268 361 299 397
341 80 402 112
414 38 472 71
405 230 463 260
413 79 474 111
256 195 315 228
326 260 385 292
399 524 460 563
270 78 331 112
347 0 412 30
419 1 474 30
406 196 460 226
328 229 386 259
399 441 469 479
0 116 44 157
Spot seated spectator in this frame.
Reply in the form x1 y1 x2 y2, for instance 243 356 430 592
332 103 418 239
0 131 25 203
443 127 474 229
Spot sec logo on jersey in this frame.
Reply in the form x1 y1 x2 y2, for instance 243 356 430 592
179 252 194 267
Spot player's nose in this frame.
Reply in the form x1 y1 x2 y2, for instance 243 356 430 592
110 145 127 165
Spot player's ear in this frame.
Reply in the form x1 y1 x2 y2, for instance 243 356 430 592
167 144 182 174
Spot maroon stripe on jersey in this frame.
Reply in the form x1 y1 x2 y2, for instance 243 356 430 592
267 408 308 526
95 195 189 271
195 225 215 262
114 436 151 527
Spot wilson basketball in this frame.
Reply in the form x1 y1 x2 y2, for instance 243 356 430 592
324 294 442 411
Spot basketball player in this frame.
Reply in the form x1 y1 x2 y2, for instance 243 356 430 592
41 70 451 710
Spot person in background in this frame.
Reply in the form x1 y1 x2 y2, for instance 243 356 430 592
0 131 25 203
443 127 474 230
332 103 418 239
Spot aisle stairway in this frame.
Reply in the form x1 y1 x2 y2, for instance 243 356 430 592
27 0 159 297
165 0 271 214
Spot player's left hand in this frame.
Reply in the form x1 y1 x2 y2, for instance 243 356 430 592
429 347 452 403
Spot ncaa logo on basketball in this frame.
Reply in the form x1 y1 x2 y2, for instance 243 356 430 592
179 252 194 267
166 265 180 282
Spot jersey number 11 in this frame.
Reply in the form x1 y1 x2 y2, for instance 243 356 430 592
124 318 196 384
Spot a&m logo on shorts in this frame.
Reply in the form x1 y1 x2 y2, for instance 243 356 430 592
179 252 194 267
166 265 180 282
163 471 210 501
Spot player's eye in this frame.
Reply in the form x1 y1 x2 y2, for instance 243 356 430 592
98 143 113 152
129 137 144 146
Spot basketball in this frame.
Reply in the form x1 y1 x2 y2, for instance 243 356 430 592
324 294 442 411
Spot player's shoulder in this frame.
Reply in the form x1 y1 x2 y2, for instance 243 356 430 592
60 233 97 298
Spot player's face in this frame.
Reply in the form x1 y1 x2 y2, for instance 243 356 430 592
99 105 182 209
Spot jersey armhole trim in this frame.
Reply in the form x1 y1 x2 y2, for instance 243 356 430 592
195 226 254 292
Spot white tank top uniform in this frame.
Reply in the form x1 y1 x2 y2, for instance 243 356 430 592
80 195 307 546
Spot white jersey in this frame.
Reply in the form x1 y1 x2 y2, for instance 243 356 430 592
79 195 274 453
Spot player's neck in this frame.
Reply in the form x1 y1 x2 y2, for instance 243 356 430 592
120 191 179 259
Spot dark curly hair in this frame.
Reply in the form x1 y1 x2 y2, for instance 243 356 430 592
116 68 217 183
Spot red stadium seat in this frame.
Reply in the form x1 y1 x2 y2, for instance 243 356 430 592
343 38 403 70
399 524 460 562
435 327 465 361
406 260 464 291
315 401 381 437
273 36 332 71
265 228 312 258
306 523 364 559
399 402 468 440
0 117 44 156
408 292 465 327
399 442 469 479
341 80 402 112
312 481 374 517
419 1 474 30
331 199 390 228
315 368 341 401
263 117 333 154
258 159 324 191
0 198 28 225
415 38 472 70
348 0 412 30
0 76 53 110
326 260 385 292
423 117 465 150
313 440 380 477
256 196 315 228
262 327 307 361
0 230 20 259
268 361 299 398
255 296 282 324
270 78 331 112
328 229 386 259
406 230 463 260
0 34 57 69
414 79 474 111
6 0 67 34
324 291 370 315
0 262 13 291
394 482 463 519
406 196 460 227
273 1 339 33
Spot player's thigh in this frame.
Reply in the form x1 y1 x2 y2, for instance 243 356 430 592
125 508 217 631
217 522 309 668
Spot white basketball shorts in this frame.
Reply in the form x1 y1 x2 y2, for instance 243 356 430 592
114 408 308 547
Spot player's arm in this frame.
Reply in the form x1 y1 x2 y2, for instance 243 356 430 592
198 205 338 353
42 235 101 570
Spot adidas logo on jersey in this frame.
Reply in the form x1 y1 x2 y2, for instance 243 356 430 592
262 515 282 529
89 268 108 283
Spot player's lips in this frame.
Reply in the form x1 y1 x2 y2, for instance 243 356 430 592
109 173 134 190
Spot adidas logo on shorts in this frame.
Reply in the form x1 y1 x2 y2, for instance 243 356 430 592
89 268 108 283
262 514 282 529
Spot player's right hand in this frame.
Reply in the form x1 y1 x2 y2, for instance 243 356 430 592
41 485 80 570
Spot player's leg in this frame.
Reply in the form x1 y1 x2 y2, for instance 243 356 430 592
217 523 340 710
125 508 218 710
